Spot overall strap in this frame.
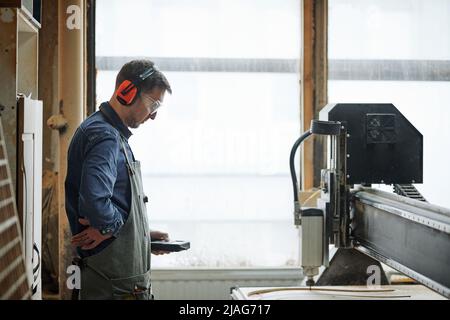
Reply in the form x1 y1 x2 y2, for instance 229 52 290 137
120 137 135 176
99 104 136 169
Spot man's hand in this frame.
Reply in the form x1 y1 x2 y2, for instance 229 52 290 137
150 230 169 241
150 230 171 255
71 218 112 250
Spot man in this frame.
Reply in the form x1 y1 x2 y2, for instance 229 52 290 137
65 60 172 300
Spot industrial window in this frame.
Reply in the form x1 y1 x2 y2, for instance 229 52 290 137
328 0 450 208
96 0 301 267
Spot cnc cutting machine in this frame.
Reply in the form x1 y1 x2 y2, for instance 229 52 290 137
290 103 450 298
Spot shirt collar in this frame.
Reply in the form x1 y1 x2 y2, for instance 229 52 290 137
99 102 133 140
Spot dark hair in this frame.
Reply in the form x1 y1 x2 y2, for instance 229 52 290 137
115 59 172 95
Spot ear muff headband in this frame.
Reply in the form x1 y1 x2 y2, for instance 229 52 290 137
115 66 158 106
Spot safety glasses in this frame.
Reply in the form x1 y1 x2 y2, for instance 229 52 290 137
141 94 162 115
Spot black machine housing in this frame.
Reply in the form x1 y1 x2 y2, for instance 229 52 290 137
319 103 423 185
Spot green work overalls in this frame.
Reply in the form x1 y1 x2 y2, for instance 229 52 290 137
79 137 152 300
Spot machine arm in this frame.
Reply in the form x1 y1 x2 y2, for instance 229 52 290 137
352 187 450 298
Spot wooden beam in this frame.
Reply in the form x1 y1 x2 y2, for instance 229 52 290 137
302 0 314 191
312 0 328 187
301 0 328 190
38 0 87 300
38 0 60 298
39 0 59 173
58 0 86 300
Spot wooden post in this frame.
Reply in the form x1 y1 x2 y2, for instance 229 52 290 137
301 0 328 191
39 0 60 173
39 0 86 299
38 0 61 298
58 0 86 300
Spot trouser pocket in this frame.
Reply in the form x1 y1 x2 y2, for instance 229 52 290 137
110 269 152 300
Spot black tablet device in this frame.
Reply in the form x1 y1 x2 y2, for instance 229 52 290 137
151 240 190 252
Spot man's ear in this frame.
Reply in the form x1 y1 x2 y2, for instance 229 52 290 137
131 92 143 107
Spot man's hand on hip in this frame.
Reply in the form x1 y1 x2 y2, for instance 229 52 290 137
72 218 112 250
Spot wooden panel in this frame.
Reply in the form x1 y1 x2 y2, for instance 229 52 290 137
0 143 5 159
0 198 15 224
0 119 30 300
0 7 18 193
0 4 38 301
0 223 19 249
18 12 39 99
0 183 12 200
0 164 10 183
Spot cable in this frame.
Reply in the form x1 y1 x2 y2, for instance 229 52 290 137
290 120 341 202
289 130 312 202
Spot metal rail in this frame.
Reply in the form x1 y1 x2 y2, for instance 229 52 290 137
352 188 450 298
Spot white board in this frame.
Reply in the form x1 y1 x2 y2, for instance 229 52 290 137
19 96 43 300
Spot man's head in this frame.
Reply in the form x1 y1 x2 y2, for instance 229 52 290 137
110 60 172 129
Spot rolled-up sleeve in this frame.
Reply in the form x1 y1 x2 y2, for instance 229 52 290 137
79 131 124 237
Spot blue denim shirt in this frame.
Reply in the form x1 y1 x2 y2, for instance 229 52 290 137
65 102 134 257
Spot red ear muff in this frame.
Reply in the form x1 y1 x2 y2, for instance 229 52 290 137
116 80 138 106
